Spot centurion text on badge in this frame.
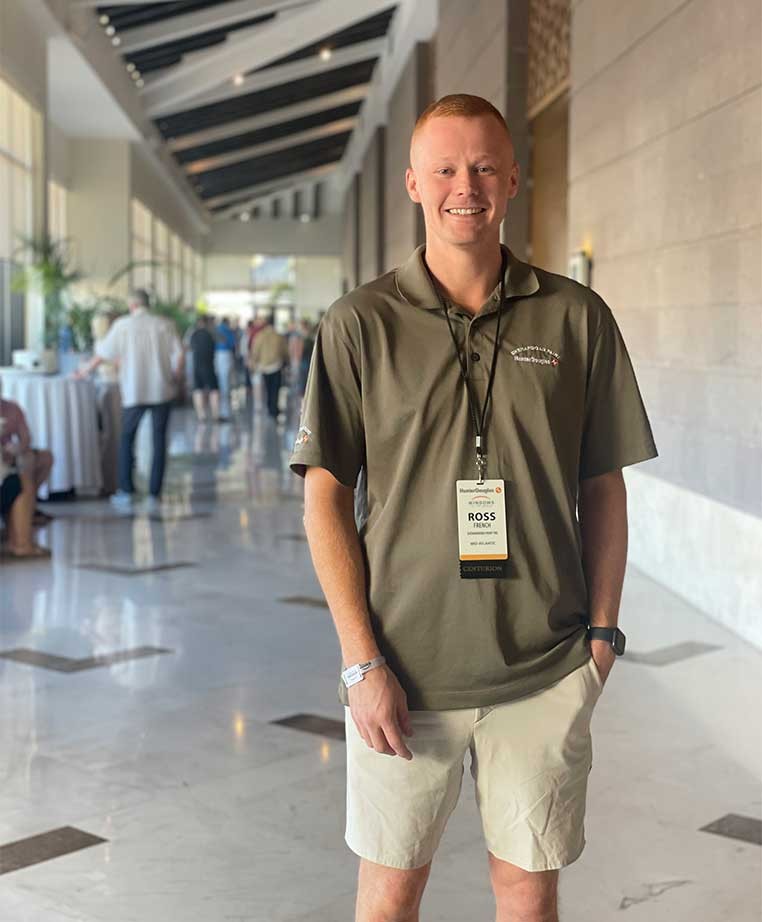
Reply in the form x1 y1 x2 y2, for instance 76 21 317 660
455 480 509 579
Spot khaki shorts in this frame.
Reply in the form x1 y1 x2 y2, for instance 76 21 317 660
345 656 603 871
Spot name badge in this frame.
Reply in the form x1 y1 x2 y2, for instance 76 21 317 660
455 479 509 579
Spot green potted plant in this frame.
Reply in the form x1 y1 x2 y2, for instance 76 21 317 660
12 233 83 369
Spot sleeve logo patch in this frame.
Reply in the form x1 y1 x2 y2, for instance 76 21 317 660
294 426 312 449
510 345 560 366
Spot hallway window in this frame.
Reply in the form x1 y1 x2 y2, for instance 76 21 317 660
0 77 35 260
0 76 38 364
169 232 182 301
154 218 168 300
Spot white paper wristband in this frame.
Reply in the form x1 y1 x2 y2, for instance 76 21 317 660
341 655 386 688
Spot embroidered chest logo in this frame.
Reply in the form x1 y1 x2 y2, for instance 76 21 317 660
510 345 560 367
294 426 312 449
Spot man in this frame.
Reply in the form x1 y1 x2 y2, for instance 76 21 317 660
249 314 288 420
76 288 183 514
189 315 219 422
214 315 237 421
290 95 657 922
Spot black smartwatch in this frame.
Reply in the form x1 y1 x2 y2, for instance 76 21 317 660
588 626 626 656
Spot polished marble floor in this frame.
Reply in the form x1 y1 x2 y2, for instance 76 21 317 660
0 398 760 921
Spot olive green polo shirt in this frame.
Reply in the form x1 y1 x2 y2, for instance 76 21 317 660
290 245 657 710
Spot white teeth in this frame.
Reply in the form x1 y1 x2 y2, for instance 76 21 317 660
447 208 484 215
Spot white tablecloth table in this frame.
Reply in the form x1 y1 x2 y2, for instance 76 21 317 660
0 370 103 498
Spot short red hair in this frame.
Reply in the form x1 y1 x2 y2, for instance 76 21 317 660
412 94 512 147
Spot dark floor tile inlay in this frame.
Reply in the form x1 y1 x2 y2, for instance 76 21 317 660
0 646 173 673
0 826 106 875
700 814 762 846
76 561 196 575
279 595 328 609
272 713 346 741
625 641 723 667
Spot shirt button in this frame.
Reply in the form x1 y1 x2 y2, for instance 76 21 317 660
471 352 480 362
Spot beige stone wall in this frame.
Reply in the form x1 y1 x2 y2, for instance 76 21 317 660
384 43 432 272
568 0 761 516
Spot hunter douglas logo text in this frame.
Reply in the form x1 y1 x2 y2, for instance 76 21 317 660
510 345 560 366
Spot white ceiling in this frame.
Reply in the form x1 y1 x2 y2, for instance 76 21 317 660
47 35 139 139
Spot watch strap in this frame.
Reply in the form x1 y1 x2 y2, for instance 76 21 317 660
588 626 626 655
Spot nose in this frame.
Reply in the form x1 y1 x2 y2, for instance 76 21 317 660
454 168 479 198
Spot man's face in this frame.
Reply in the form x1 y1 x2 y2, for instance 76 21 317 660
406 115 519 251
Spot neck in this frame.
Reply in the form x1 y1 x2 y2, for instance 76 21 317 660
424 238 503 314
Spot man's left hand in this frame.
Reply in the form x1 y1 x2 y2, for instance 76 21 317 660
590 638 617 688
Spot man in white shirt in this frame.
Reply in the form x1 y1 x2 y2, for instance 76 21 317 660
76 289 184 513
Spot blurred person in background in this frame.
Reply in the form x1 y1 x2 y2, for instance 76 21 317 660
297 318 316 396
0 379 54 526
249 313 288 420
214 315 237 422
189 315 219 422
75 288 184 514
0 391 51 558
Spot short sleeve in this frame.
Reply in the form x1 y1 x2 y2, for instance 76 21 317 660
580 299 658 480
289 306 364 487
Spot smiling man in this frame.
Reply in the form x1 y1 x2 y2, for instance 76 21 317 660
290 94 657 922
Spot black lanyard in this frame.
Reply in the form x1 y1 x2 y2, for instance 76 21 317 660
426 250 508 482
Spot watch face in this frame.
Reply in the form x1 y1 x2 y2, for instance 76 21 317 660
613 629 626 655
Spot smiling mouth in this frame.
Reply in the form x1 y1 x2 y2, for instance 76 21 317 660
445 207 486 215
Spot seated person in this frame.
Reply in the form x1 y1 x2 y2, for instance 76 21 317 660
0 446 50 559
0 390 54 525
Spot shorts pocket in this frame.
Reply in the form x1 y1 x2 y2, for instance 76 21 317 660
588 655 604 691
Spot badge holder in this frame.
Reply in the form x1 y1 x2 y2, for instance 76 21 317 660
456 441 510 579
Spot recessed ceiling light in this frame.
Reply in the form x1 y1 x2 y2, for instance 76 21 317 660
99 15 110 26
136 78 144 88
112 36 121 46
319 46 332 62
240 212 251 222
105 25 115 36
299 213 311 223
131 70 141 80
233 74 244 86
126 62 136 73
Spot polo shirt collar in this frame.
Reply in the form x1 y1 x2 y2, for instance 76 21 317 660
395 244 539 312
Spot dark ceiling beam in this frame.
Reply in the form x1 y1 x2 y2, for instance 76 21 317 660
209 163 338 215
141 0 393 117
167 83 369 152
148 36 384 119
119 0 316 55
184 116 357 175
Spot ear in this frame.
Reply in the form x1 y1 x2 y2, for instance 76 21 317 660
405 167 421 204
506 161 520 201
